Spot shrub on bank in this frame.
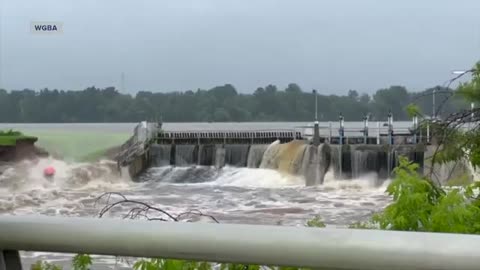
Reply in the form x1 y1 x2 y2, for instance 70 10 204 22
350 157 480 233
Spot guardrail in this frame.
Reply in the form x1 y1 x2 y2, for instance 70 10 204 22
158 130 302 139
0 216 479 270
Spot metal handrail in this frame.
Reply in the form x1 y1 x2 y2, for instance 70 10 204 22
161 129 299 133
0 216 479 270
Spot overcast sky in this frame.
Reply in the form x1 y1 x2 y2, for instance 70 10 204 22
1 0 479 95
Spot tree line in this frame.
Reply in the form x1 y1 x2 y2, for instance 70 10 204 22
0 83 469 123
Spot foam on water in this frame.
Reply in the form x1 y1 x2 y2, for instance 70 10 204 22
0 157 392 268
0 157 131 193
213 166 305 188
322 170 391 191
0 157 132 216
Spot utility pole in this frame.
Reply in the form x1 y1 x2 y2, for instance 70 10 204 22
312 89 318 121
312 89 320 146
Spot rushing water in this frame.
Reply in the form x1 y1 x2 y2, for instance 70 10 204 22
0 123 396 269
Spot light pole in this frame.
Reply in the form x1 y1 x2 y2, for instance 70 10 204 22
312 89 318 121
432 87 436 119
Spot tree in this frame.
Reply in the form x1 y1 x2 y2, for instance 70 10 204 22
347 90 359 101
432 62 480 169
0 83 469 123
359 93 370 104
372 86 410 120
285 83 302 94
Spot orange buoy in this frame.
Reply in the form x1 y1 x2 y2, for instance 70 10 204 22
43 166 56 177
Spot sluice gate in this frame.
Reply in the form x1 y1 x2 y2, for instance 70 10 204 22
117 120 427 185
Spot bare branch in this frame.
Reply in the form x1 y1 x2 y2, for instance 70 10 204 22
94 192 219 224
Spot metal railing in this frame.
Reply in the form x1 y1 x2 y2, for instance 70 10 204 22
0 215 480 270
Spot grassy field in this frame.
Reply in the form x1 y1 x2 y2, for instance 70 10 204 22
25 130 129 161
0 130 37 146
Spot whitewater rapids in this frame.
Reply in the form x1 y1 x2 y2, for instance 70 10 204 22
0 157 391 268
0 156 391 225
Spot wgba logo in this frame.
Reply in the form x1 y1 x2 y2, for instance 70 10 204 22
30 21 63 35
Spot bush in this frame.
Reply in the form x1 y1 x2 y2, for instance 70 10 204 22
305 216 325 228
0 129 23 137
72 254 92 270
350 157 480 234
31 261 62 270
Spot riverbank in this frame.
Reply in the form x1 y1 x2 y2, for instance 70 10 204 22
0 130 48 162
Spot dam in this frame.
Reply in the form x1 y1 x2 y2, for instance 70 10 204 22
116 114 426 186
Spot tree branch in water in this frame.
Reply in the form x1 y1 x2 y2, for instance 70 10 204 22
95 192 219 223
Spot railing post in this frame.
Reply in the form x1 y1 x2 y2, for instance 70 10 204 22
376 121 380 145
387 111 393 145
313 121 320 146
338 113 344 179
363 114 369 144
339 113 344 145
0 250 22 270
328 121 332 143
412 114 418 144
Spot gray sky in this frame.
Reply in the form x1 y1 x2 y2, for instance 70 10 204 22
1 0 479 95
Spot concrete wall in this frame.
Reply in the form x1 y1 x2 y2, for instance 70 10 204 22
118 122 159 179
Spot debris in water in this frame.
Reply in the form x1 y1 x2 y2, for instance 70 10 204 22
43 166 56 178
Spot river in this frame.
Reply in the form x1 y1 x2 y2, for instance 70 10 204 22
0 123 396 269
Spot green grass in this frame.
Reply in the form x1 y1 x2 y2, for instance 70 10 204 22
79 147 114 162
26 130 129 161
0 130 37 146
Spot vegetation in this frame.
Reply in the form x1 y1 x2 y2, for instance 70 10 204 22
133 259 213 270
31 254 92 270
0 84 469 123
430 63 480 169
349 62 480 232
372 157 480 233
72 254 93 270
0 129 37 146
28 130 128 161
305 215 326 228
79 147 112 162
31 260 62 270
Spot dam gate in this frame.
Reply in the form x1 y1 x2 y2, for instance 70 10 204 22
117 119 426 185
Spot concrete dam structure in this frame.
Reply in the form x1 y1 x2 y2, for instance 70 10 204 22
147 142 423 185
116 117 425 186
